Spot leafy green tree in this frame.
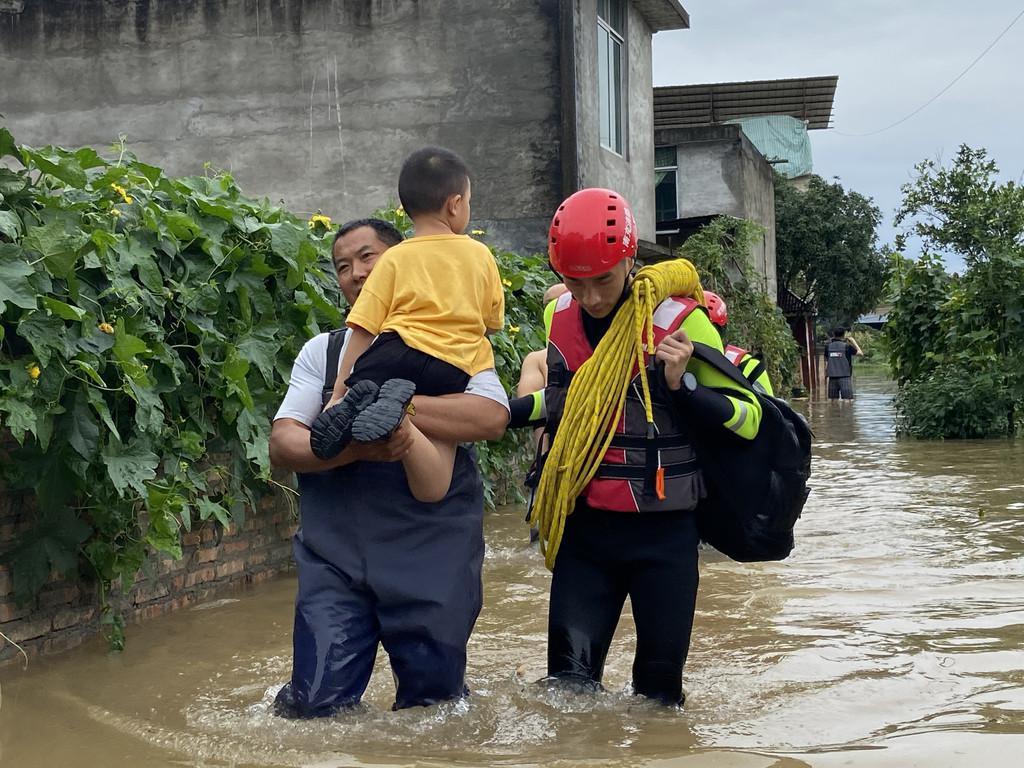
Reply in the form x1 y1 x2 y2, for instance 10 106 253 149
774 173 887 329
887 145 1024 438
894 145 1024 266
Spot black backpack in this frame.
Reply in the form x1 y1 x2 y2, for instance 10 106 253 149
689 342 812 561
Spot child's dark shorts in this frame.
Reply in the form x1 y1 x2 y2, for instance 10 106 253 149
345 331 470 397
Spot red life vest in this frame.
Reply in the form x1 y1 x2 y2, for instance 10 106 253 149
725 344 749 366
545 292 704 513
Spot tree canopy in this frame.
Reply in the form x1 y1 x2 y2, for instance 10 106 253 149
774 173 886 329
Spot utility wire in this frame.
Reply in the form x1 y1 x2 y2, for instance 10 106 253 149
835 6 1024 137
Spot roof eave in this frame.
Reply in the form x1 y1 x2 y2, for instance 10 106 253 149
634 0 690 32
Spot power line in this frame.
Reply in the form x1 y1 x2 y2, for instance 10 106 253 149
834 6 1024 137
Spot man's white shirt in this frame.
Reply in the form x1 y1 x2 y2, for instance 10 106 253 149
274 331 511 427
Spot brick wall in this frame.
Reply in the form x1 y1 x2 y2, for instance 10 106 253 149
0 487 297 667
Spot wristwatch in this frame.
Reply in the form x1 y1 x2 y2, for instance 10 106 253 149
679 371 698 394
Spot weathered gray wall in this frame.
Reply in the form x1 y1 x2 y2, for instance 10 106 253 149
0 0 562 254
656 124 777 296
738 131 777 297
571 0 655 239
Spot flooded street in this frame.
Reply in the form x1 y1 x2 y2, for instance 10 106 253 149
3 374 1023 767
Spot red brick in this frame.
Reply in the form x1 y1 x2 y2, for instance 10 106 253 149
196 546 221 563
41 631 86 656
278 524 298 539
185 566 216 587
181 532 201 547
200 527 217 543
248 552 268 567
3 616 52 643
132 582 170 605
223 540 250 554
0 599 31 623
170 574 186 591
215 560 244 579
38 584 80 609
52 605 96 631
139 602 169 621
170 594 195 611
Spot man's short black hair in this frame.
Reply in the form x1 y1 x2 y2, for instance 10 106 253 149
333 218 403 248
398 146 470 217
831 326 847 338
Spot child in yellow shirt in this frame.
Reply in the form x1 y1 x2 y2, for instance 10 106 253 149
310 146 505 502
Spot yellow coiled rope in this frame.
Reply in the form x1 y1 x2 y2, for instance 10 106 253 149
529 259 704 569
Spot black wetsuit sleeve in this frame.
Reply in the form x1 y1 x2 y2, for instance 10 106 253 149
508 391 546 429
671 383 751 431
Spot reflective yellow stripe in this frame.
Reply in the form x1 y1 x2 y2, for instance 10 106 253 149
530 390 546 421
724 400 755 438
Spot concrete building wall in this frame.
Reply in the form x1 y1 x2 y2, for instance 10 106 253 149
0 0 563 255
737 132 777 297
655 124 777 296
571 0 656 239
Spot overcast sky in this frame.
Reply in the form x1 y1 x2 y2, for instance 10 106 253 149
652 0 1024 271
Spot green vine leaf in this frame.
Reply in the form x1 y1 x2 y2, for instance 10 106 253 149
0 397 36 445
103 437 159 498
0 126 20 162
112 323 149 362
0 244 37 311
23 219 87 279
41 296 87 321
0 209 22 239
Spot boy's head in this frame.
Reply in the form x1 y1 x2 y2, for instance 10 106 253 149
398 146 472 233
831 326 847 339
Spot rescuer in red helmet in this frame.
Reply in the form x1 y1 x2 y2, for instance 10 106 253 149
509 188 763 705
702 290 774 396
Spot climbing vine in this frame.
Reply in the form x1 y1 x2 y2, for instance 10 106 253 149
0 128 548 647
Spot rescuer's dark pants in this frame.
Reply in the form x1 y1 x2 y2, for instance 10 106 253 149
546 503 700 706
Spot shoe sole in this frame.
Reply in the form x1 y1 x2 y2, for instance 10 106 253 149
351 379 416 443
309 380 380 459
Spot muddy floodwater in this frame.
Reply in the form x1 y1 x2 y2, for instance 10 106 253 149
2 375 1023 767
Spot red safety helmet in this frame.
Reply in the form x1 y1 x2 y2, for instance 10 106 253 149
703 290 728 327
548 188 638 278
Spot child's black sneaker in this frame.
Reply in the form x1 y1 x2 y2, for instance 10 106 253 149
351 378 417 443
309 380 380 459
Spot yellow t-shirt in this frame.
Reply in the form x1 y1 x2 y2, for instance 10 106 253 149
345 234 505 375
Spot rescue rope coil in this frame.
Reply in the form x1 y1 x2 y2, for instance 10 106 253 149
530 259 705 568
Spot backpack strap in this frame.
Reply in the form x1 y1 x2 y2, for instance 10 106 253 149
691 341 759 395
744 358 767 388
321 328 349 407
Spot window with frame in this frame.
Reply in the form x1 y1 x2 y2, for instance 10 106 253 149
655 145 678 224
598 0 625 154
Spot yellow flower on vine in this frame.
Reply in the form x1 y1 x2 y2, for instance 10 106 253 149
396 205 404 216
501 278 513 288
308 213 333 229
110 208 121 218
28 363 41 380
471 229 486 236
99 322 115 334
111 183 133 205
508 325 520 335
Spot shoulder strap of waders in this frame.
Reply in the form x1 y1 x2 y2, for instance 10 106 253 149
321 328 349 405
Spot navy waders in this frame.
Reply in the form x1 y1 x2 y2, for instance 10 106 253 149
274 446 484 715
